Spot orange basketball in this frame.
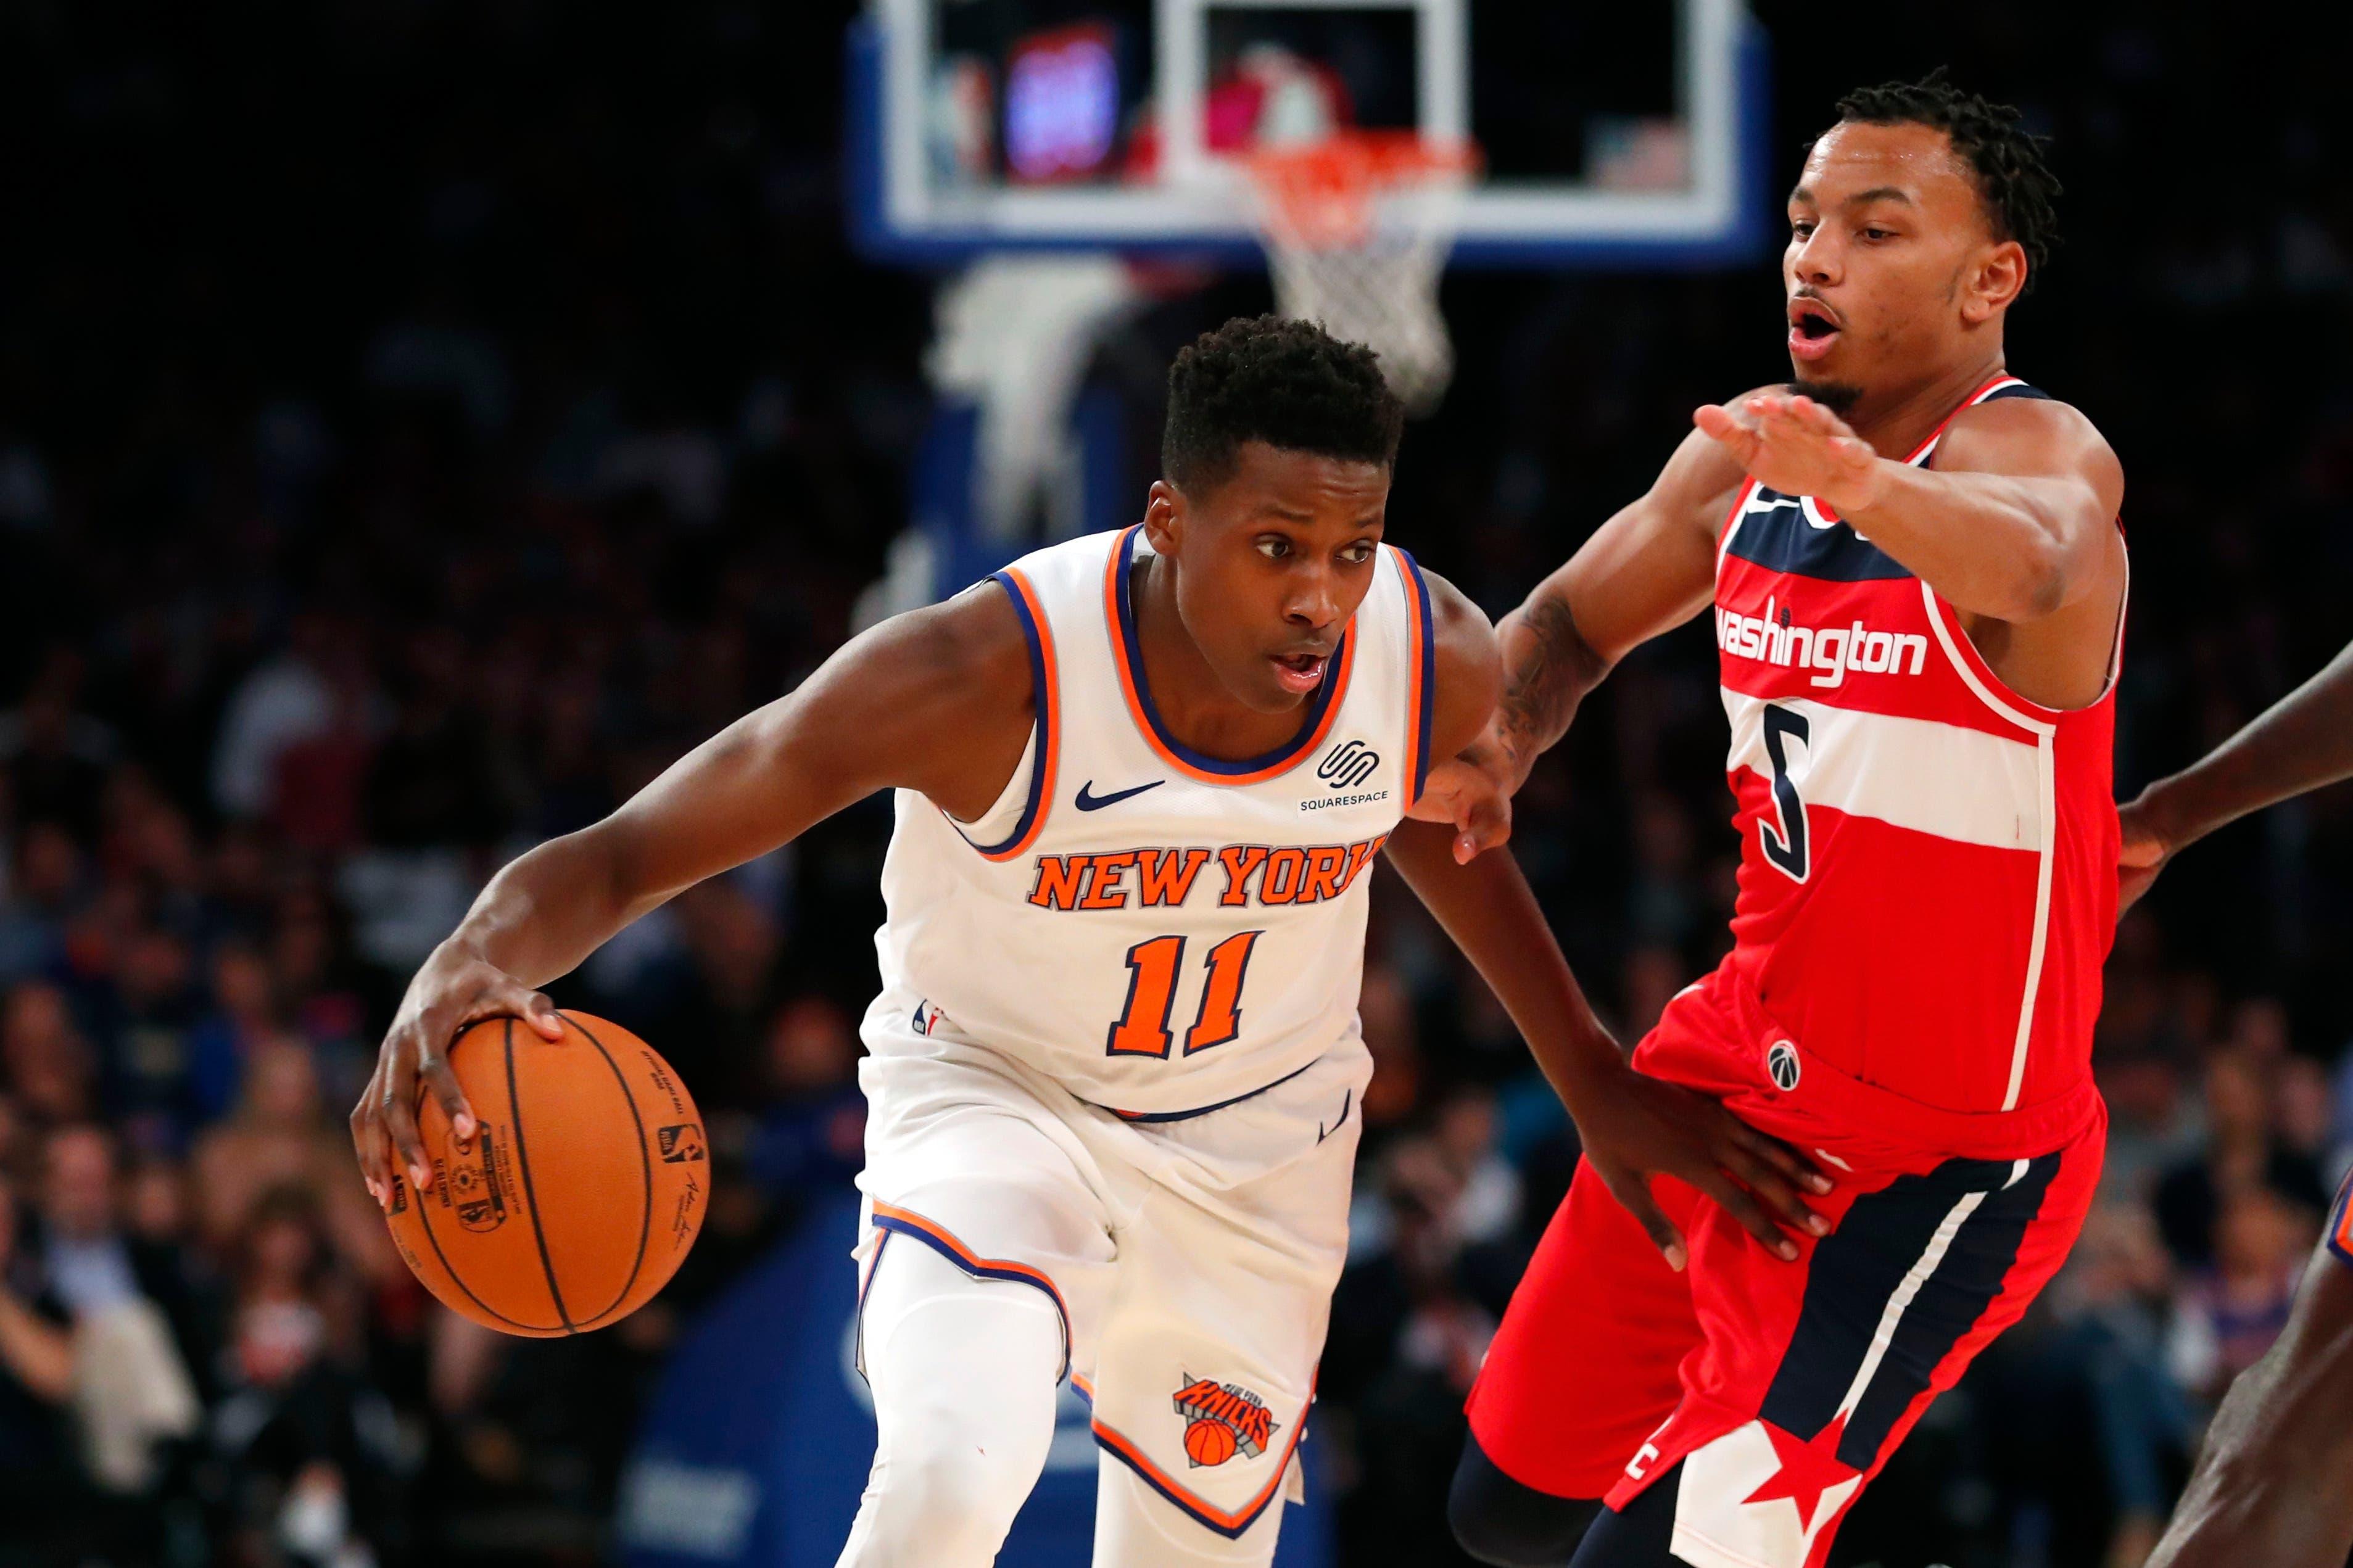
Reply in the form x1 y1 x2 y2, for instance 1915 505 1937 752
383 1011 706 1337
1184 1419 1236 1467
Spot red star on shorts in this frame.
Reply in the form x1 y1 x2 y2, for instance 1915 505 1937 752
1742 1415 1857 1534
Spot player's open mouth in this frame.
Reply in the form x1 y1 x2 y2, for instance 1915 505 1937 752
1270 650 1330 693
1788 301 1841 361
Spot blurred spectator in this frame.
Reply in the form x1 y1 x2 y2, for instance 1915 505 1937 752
192 1039 394 1285
212 614 339 825
211 1186 393 1568
0 1168 79 1529
2 980 97 1129
0 822 82 986
2165 1186 2309 1404
2019 1203 2198 1568
2153 1052 2329 1266
0 667 118 844
1355 967 1423 1139
745 995 866 1206
35 1126 217 1390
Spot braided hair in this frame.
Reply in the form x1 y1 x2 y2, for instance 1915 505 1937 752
1829 68 2062 291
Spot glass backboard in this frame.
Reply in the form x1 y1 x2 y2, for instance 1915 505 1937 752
847 0 1771 267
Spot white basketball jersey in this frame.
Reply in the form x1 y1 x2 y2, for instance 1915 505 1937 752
866 524 1436 1118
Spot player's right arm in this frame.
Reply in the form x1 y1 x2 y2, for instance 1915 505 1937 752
1410 417 1751 857
2118 638 2353 913
350 583 1037 1205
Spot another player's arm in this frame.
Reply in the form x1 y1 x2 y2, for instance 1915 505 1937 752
1387 574 1827 1264
1410 422 1747 857
1696 390 2127 706
2116 640 2353 912
350 585 1036 1204
2144 1250 2353 1568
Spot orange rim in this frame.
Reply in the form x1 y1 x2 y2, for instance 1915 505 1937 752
1244 131 1481 250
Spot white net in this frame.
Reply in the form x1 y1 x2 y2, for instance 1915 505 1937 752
1247 135 1476 417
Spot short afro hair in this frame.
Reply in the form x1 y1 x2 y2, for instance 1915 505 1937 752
1827 68 2061 292
1162 315 1404 494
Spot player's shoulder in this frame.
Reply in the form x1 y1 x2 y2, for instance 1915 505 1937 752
1937 384 2122 488
866 577 1037 718
1946 382 2104 440
1409 563 1501 756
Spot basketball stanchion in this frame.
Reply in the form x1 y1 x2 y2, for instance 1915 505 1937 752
1244 131 1481 416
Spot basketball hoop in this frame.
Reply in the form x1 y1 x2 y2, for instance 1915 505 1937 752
1244 131 1480 416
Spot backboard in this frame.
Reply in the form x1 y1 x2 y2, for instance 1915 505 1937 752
848 0 1772 268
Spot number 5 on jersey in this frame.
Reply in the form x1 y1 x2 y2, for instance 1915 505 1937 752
1107 931 1265 1057
1760 702 1810 881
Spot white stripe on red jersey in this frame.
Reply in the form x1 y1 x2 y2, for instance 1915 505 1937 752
1711 375 2123 1118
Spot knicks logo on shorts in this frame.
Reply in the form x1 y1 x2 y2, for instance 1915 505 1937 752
1173 1374 1277 1467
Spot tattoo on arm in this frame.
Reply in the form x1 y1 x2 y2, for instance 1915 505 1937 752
1497 594 1608 770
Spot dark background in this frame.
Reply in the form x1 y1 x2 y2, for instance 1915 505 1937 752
1 4 2349 1566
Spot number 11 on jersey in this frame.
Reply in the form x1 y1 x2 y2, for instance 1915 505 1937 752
1106 930 1265 1057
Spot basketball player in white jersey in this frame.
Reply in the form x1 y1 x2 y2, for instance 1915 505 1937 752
349 317 1826 1567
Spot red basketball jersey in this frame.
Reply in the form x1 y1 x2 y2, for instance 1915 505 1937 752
1709 375 2122 1120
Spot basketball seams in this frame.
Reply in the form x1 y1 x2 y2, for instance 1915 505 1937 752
504 1016 579 1333
408 1041 556 1334
560 1010 656 1327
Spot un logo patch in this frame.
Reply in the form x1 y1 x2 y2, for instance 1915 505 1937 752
1316 739 1379 791
1766 1040 1802 1092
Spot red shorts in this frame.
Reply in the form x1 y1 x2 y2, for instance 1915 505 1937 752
1466 967 2105 1568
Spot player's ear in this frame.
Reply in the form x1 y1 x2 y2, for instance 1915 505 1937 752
1144 479 1184 553
1962 238 2027 324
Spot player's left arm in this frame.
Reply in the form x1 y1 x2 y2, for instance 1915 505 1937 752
2117 638 2353 912
1385 572 1830 1266
1697 390 2127 707
2144 1244 2353 1568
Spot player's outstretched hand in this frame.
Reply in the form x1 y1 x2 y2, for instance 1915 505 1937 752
2114 788 2176 916
1407 734 1514 862
351 941 565 1210
1575 1061 1832 1268
1694 392 1887 516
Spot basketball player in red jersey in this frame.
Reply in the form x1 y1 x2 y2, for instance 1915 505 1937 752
1416 76 2132 1567
2110 643 2353 1568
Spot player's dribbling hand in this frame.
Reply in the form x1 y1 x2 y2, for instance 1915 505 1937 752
351 940 565 1210
1694 393 1887 516
1574 1062 1832 1267
1407 732 1515 863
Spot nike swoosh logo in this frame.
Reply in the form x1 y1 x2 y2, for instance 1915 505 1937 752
1075 779 1165 811
1317 1089 1352 1144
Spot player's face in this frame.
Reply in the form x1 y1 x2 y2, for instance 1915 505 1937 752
1781 122 2026 404
1148 442 1389 714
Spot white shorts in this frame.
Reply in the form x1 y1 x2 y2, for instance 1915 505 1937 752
853 1016 1370 1546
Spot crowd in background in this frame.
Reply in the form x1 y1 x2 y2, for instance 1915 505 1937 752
4 4 2353 1567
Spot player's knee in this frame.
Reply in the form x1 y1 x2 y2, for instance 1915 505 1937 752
853 1288 1064 1562
1447 1435 1602 1566
874 1436 1035 1555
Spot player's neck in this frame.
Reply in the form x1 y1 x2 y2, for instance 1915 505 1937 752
1842 352 2011 462
1128 553 1310 760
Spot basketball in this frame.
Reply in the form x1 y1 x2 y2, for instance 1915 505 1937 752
383 1012 706 1337
1183 1419 1236 1467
